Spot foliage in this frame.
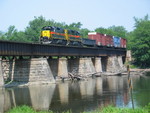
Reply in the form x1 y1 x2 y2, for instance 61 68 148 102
95 25 127 38
83 104 150 113
6 105 53 113
6 104 150 113
80 28 90 38
131 15 150 67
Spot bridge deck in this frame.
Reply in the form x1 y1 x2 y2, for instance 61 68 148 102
0 40 126 57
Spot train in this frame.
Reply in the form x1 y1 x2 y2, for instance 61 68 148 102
40 26 127 48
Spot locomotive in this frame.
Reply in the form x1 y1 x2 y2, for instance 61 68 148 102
40 26 126 48
40 26 96 46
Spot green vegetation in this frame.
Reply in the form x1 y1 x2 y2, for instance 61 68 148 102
6 105 53 113
91 105 150 113
131 15 150 67
6 103 150 113
124 62 139 69
0 15 150 68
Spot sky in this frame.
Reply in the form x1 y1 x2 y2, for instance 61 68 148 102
0 0 150 32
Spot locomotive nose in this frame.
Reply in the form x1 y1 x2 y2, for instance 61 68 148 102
43 37 49 42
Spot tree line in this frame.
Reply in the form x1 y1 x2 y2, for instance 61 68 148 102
0 15 150 67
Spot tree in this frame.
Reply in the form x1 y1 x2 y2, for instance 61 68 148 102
95 27 109 34
95 26 127 38
80 28 90 38
5 25 17 40
0 31 6 40
126 31 134 50
24 16 49 42
108 25 127 38
131 15 150 67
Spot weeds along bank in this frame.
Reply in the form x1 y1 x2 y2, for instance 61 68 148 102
6 103 150 113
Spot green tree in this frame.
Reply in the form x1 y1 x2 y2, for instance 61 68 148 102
126 31 134 50
95 27 109 34
80 28 90 38
108 25 127 38
95 26 127 38
24 16 50 42
131 15 150 67
68 22 82 30
0 31 6 40
5 25 17 40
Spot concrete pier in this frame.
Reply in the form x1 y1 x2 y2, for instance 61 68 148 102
118 56 123 68
1 55 126 85
94 57 102 73
3 58 55 85
78 58 96 76
58 58 68 77
0 58 4 87
126 50 132 62
106 56 123 73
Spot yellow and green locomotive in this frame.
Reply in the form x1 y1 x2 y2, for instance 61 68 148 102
40 26 82 46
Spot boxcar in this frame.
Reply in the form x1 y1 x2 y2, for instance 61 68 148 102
88 32 106 46
105 35 114 47
113 36 120 47
120 38 127 48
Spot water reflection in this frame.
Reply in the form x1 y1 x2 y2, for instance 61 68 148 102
58 82 69 104
132 76 150 107
79 78 96 98
1 75 150 113
96 77 103 95
0 89 4 113
29 84 56 110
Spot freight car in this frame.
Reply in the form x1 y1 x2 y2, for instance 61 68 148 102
40 26 127 48
88 32 127 48
113 36 120 47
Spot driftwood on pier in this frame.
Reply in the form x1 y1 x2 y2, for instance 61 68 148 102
68 72 82 80
59 71 128 81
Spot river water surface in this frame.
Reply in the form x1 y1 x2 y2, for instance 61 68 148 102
0 74 150 113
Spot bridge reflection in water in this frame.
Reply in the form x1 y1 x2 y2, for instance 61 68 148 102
1 75 149 113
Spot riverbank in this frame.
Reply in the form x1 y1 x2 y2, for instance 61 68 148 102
6 104 150 113
130 68 150 76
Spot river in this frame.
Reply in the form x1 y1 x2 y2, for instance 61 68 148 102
0 74 150 113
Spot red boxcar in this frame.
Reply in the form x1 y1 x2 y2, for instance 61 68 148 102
88 32 114 47
105 35 114 47
120 38 127 48
88 32 106 46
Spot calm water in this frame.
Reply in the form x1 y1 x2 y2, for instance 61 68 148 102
0 74 150 113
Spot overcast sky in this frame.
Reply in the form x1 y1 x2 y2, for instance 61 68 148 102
0 0 150 32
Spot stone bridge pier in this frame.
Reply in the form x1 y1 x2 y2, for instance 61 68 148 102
0 58 4 87
106 55 125 73
0 55 126 86
93 57 102 73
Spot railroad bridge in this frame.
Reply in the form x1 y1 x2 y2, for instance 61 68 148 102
0 40 126 87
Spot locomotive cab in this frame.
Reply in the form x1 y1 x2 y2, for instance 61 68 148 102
40 26 54 44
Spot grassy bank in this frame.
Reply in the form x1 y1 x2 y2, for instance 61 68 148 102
6 103 150 113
